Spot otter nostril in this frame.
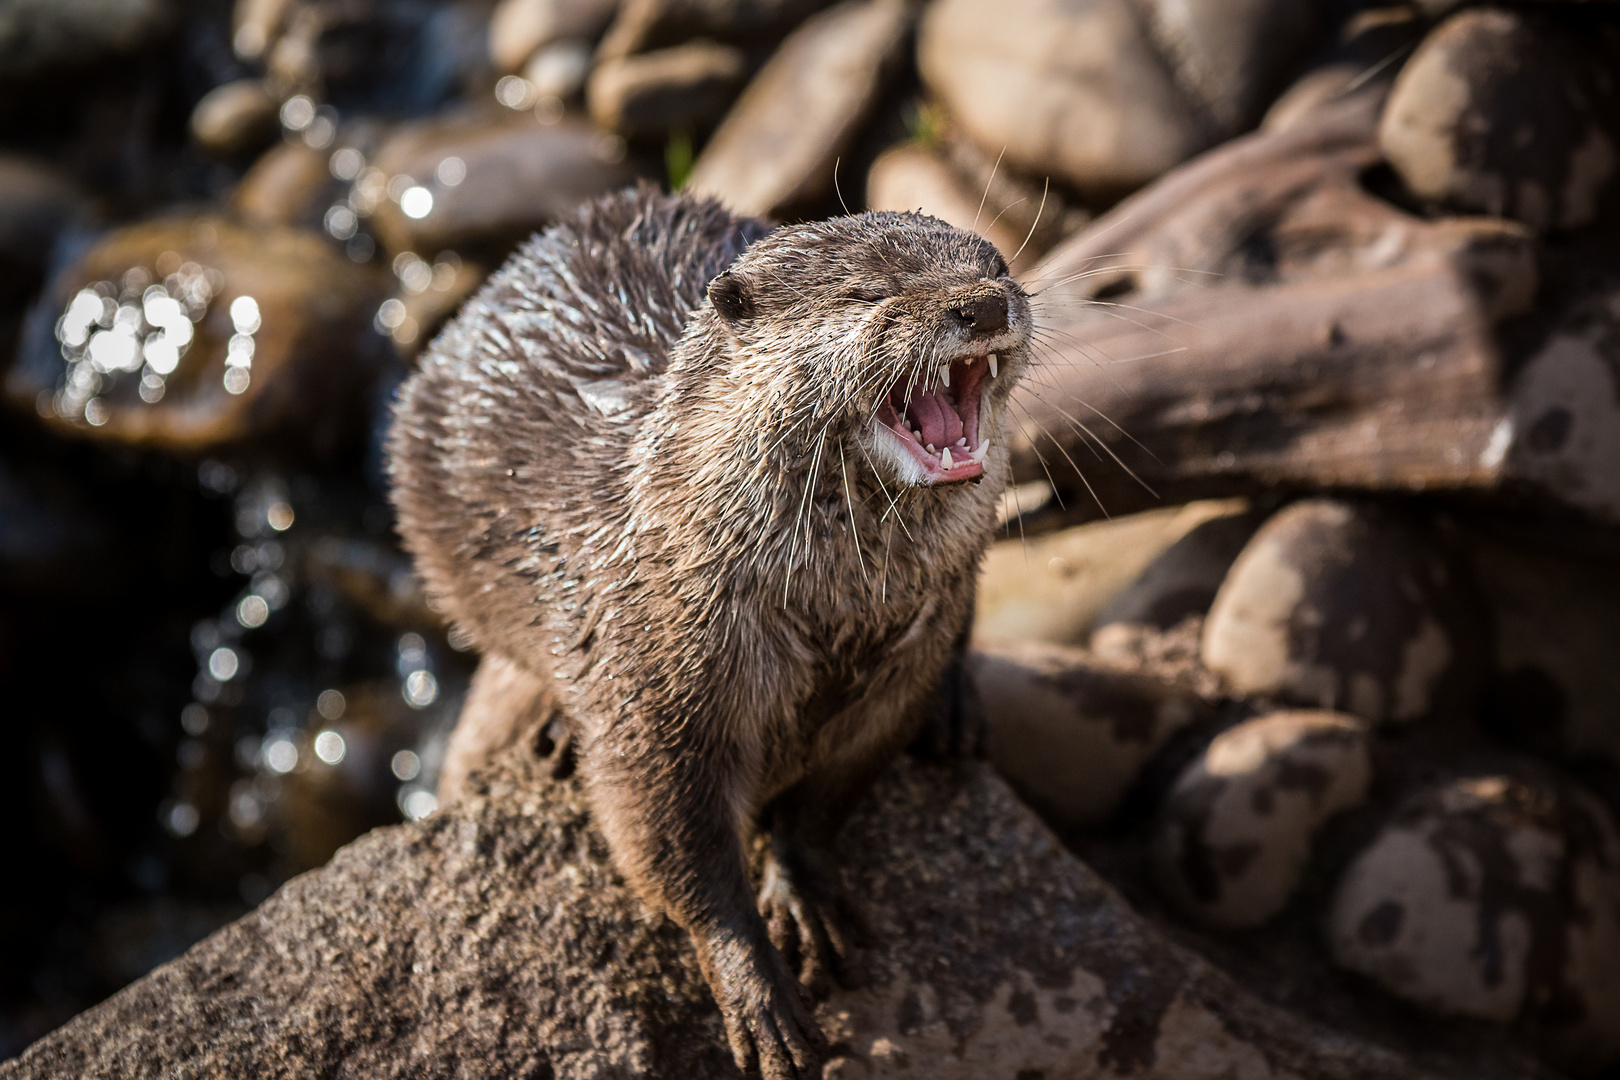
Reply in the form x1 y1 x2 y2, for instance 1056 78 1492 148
950 294 1008 336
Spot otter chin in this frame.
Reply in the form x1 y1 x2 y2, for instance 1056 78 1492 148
390 186 1031 1080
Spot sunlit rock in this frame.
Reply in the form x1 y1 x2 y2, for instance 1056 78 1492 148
1202 499 1486 725
1154 709 1371 928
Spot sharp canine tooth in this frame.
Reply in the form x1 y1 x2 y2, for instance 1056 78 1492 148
988 353 998 378
941 447 953 468
940 366 950 388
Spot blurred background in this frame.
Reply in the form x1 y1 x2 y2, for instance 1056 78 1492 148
3 0 1620 1073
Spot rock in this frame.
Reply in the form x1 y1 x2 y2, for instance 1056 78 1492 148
1202 499 1485 725
0 0 172 82
231 140 347 230
1002 94 1620 525
4 216 390 455
1092 501 1264 639
1154 710 1372 928
1502 276 1620 524
488 0 618 72
366 110 640 261
976 500 1250 646
1380 8 1620 232
686 0 913 217
385 254 487 356
587 41 747 138
597 0 833 59
302 536 440 632
270 679 446 873
865 144 1035 273
2 744 1498 1080
1263 7 1425 134
231 0 296 61
0 155 93 295
970 639 1211 829
190 79 282 159
1328 770 1620 1074
1138 0 1327 135
1466 529 1620 769
522 39 594 100
919 0 1212 202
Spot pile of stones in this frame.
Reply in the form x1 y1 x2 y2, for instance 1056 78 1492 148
2 0 1618 1075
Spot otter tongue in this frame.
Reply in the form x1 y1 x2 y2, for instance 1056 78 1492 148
907 389 962 449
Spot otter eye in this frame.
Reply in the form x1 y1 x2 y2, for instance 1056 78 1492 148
989 256 1009 278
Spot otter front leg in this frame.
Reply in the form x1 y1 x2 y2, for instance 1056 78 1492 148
583 732 827 1080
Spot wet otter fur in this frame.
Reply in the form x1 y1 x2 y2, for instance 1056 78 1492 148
389 186 1032 1078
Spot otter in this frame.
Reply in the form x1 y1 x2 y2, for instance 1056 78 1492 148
388 186 1031 1079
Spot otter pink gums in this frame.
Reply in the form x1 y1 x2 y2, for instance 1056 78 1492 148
388 187 1031 1079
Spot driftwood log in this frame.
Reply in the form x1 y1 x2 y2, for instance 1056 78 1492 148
1010 90 1620 528
0 732 1556 1080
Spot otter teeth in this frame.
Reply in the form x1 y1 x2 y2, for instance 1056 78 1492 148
970 440 989 463
910 428 922 443
939 366 950 388
988 353 998 378
940 447 953 469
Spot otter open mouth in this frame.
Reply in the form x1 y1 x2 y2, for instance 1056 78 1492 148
875 352 997 484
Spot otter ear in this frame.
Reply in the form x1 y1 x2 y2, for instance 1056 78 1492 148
708 271 754 323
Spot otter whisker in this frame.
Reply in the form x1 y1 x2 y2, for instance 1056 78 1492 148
837 442 869 582
973 146 1007 233
1007 177 1049 268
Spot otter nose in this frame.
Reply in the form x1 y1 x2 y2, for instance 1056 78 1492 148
948 293 1008 336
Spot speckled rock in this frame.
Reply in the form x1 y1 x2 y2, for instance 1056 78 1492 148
1380 8 1620 231
1201 500 1485 725
1502 277 1620 525
3 744 1482 1080
1328 770 1620 1074
976 500 1249 647
488 0 618 72
686 0 913 217
1154 710 1372 928
1092 502 1264 642
190 79 282 158
4 216 389 455
1467 530 1620 772
366 111 639 261
587 41 747 137
1137 0 1326 135
970 639 1210 828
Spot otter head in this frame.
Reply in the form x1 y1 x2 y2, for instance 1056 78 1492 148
699 211 1032 490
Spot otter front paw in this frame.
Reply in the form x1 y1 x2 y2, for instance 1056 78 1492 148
704 933 828 1080
759 849 862 997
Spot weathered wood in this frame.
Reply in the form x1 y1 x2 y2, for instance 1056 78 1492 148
1010 91 1620 528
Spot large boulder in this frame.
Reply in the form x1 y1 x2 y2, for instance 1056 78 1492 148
0 744 1529 1079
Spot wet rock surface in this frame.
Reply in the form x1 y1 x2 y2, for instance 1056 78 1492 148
0 748 1528 1080
7 216 390 455
366 110 641 261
